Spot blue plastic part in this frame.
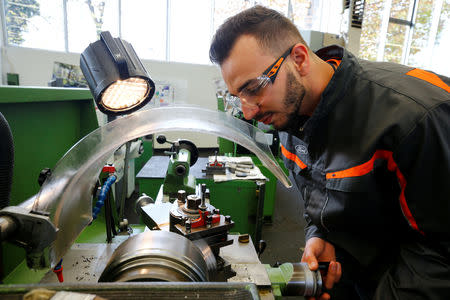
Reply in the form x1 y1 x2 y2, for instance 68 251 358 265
92 174 116 220
54 259 63 271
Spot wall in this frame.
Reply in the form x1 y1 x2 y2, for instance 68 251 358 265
0 46 222 147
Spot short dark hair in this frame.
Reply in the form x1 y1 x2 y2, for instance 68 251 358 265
210 5 307 65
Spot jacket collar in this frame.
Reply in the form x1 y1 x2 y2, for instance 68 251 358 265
298 45 360 142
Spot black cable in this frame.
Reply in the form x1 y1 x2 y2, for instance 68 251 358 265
104 187 112 243
108 188 118 236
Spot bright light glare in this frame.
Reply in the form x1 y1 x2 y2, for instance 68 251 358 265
101 77 149 111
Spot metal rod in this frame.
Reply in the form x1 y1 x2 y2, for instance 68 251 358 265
119 141 131 222
104 186 113 243
255 181 265 252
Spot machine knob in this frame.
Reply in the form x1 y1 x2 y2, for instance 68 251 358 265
156 135 167 144
177 190 187 203
186 195 201 210
201 183 207 193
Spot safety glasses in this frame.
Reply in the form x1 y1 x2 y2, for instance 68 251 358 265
225 45 294 111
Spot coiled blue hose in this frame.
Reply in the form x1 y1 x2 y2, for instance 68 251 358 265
93 174 116 220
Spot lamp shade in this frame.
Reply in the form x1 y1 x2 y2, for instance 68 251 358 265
80 31 155 115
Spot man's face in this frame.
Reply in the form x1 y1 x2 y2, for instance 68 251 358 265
221 35 305 130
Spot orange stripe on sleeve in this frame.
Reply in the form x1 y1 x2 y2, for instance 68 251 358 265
280 144 307 169
326 150 391 179
326 150 424 235
406 68 450 93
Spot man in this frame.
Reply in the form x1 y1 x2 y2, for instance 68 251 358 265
209 5 450 300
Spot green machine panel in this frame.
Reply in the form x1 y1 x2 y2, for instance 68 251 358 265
197 178 258 237
0 86 99 281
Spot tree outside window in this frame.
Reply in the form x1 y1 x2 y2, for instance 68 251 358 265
360 0 450 76
4 0 40 45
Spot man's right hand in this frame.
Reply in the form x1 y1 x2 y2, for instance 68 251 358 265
301 237 342 300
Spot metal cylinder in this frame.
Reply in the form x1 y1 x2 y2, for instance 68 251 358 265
286 262 322 297
175 164 186 176
99 231 213 282
134 193 154 215
0 215 17 241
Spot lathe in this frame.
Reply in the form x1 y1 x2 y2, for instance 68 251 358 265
0 31 324 300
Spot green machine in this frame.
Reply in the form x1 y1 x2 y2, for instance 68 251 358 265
0 86 99 282
155 135 198 199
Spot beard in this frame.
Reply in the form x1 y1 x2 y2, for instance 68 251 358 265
273 70 305 131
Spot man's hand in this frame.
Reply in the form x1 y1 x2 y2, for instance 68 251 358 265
301 237 342 300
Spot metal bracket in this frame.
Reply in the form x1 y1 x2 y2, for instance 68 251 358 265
0 206 58 269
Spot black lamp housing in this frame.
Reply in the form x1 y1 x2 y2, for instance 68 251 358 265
80 31 155 116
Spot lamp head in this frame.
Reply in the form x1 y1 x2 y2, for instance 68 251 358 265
80 31 155 115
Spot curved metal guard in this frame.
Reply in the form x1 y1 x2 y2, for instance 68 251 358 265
31 105 292 267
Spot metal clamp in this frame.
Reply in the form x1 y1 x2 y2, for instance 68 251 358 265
0 206 58 269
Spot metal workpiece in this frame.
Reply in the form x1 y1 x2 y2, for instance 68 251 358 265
134 193 154 215
267 262 323 297
286 262 323 296
99 231 213 282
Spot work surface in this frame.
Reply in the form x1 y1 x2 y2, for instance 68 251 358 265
40 235 271 288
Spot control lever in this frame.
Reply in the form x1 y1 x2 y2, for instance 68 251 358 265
257 239 267 258
156 134 179 155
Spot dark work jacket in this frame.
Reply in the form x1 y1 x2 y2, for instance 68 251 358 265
279 46 450 267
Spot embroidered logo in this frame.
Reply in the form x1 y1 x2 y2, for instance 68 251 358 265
295 145 308 154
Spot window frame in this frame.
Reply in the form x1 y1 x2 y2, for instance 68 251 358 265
375 0 446 66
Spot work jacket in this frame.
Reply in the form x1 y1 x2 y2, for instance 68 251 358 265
279 46 450 267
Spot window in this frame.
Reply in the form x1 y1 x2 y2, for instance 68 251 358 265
168 0 213 64
121 0 167 61
67 0 119 53
2 0 344 64
360 0 450 76
4 0 65 51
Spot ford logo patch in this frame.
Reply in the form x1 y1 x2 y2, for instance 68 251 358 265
295 145 308 154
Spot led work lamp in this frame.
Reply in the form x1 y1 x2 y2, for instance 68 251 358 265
80 31 155 115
